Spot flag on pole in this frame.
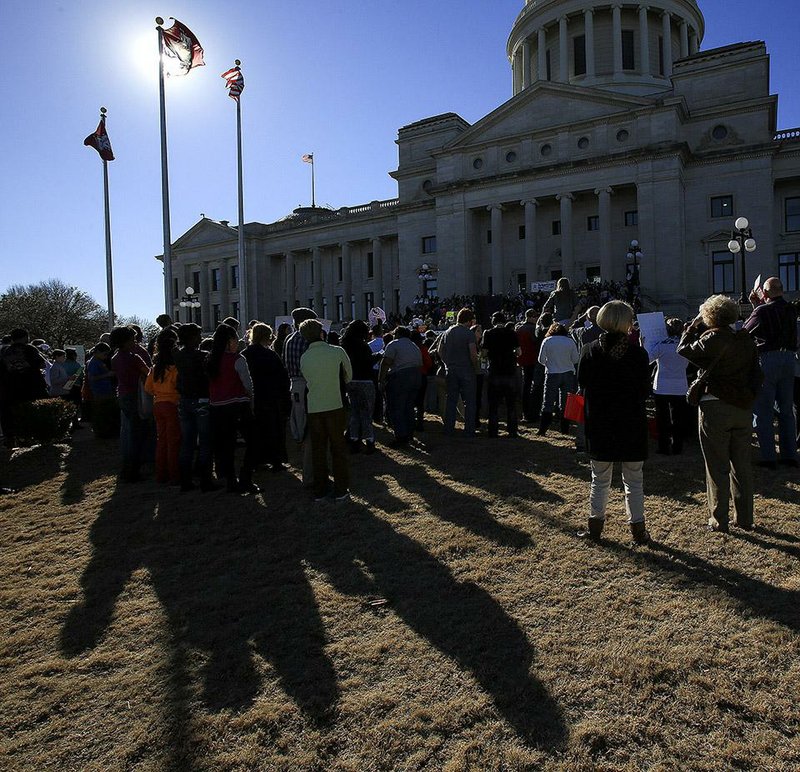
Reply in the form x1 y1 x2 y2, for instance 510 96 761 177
84 118 114 161
221 66 244 101
302 153 313 163
162 18 205 75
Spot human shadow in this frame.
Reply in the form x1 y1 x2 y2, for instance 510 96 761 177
304 497 566 749
378 461 533 548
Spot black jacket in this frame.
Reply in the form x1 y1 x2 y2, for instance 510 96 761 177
577 333 651 462
242 344 291 414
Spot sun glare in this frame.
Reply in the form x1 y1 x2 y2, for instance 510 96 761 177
130 28 187 84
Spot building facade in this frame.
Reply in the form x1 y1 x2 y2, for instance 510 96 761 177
165 0 800 328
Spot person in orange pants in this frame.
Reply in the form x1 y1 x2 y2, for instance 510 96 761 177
144 329 182 485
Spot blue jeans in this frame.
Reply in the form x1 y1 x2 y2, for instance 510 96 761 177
179 398 212 483
444 367 477 434
387 368 422 441
542 371 576 415
753 350 797 462
118 393 145 479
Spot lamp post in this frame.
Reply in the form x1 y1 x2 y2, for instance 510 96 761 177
417 263 437 299
625 239 643 302
179 286 201 323
727 216 757 304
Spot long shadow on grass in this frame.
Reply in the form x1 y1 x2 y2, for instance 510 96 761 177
305 498 567 749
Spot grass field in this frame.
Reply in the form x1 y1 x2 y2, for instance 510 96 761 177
2 418 799 771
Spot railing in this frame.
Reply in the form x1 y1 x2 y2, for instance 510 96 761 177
774 128 800 141
263 198 399 234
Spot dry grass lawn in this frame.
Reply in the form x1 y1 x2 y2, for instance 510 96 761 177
1 417 799 771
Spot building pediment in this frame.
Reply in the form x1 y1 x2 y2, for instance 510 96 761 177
172 218 237 251
443 82 656 150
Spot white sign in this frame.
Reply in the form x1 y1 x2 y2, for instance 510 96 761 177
368 307 386 327
531 281 556 292
274 316 294 332
319 319 333 333
65 344 86 365
636 312 667 359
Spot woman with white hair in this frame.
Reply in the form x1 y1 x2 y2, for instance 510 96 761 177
678 295 762 533
577 300 651 543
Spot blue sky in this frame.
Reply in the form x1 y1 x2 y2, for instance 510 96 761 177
1 0 798 323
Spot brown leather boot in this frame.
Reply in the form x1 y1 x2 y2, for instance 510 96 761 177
630 520 650 545
578 517 604 541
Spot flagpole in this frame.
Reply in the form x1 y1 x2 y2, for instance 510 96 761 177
100 107 115 332
234 60 248 325
156 17 173 318
311 155 316 208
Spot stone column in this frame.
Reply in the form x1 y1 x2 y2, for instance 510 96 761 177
662 12 673 76
200 267 211 331
689 29 699 55
559 16 569 82
556 193 575 279
522 199 539 287
612 5 623 76
285 252 294 309
537 28 547 80
512 50 522 94
487 204 504 294
584 9 595 78
679 20 689 58
326 246 336 320
341 241 352 321
220 259 230 318
639 6 650 75
372 237 384 309
595 187 614 281
312 247 323 312
522 38 532 89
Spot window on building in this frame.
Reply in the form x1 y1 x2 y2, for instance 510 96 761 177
518 225 526 240
552 220 561 236
231 301 239 321
517 273 527 291
624 210 639 227
364 292 374 319
192 271 201 292
336 295 344 321
487 230 492 244
573 34 586 76
194 307 201 326
550 269 563 280
310 261 314 284
424 277 438 299
212 304 221 326
710 195 733 219
337 255 343 282
586 266 601 283
546 49 552 81
283 301 288 316
422 236 437 253
367 252 374 278
394 289 401 312
712 250 735 294
211 267 221 291
785 197 800 232
658 37 665 75
779 253 800 291
621 30 635 70
587 215 600 231
230 264 239 289
488 276 493 294
173 278 179 299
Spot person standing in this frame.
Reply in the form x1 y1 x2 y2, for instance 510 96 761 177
516 309 540 422
341 320 378 453
439 308 479 436
378 326 422 447
650 317 690 455
481 312 521 438
299 319 353 501
743 277 799 469
542 277 580 326
577 301 651 543
537 323 579 436
679 295 763 532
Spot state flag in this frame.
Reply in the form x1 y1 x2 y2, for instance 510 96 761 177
84 118 114 161
302 153 313 163
221 66 244 101
162 18 205 75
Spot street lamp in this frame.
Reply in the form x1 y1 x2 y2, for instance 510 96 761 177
179 286 201 316
625 240 643 302
727 216 757 304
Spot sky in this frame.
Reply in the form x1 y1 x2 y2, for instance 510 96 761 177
1 0 798 323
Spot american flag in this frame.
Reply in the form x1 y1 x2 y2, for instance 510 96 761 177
302 153 314 163
221 66 244 101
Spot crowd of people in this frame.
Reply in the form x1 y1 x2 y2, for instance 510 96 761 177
1 276 798 540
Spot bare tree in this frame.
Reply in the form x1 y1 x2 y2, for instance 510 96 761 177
0 279 108 347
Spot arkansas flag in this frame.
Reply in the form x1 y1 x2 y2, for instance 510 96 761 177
221 66 244 101
162 18 205 75
84 119 114 161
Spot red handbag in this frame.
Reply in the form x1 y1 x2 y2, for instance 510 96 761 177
564 392 585 423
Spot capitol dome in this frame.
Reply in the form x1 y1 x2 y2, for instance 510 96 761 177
507 0 705 95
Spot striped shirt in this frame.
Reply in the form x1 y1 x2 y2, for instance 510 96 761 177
283 330 308 378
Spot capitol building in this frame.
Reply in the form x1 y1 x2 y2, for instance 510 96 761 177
166 0 800 327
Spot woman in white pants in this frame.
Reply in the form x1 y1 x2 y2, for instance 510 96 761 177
577 301 652 543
